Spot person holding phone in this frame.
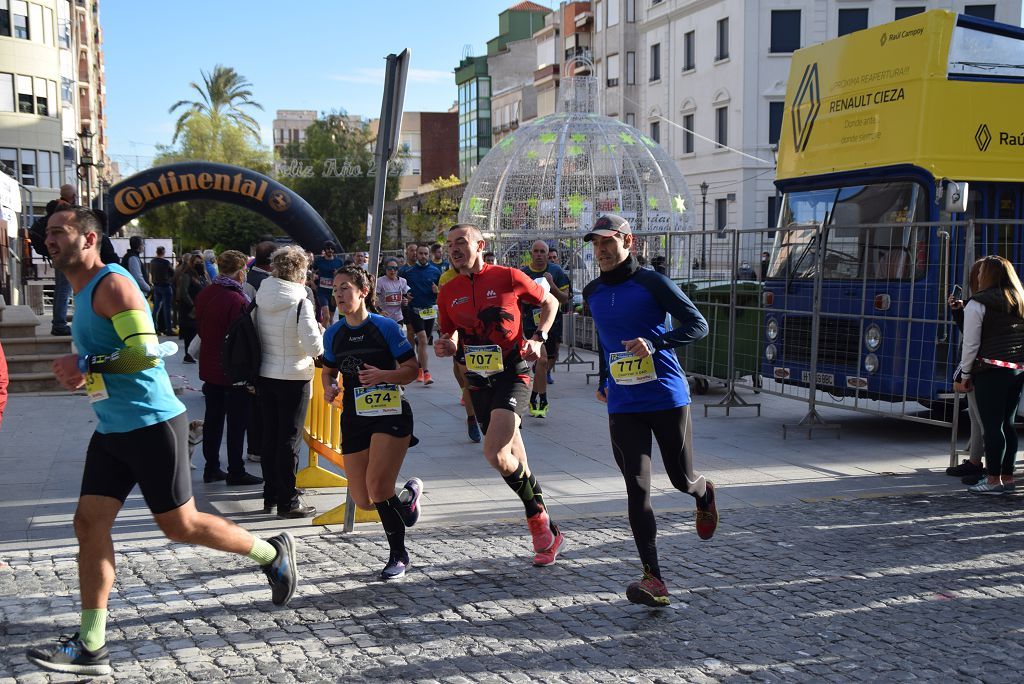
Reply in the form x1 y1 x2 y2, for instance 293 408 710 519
947 262 986 484
952 255 1024 495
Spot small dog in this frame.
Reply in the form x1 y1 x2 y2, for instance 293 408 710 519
188 419 204 470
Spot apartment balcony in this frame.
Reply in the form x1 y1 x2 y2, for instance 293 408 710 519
533 63 559 88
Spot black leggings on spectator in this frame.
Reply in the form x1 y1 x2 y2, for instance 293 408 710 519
609 405 699 580
972 368 1024 477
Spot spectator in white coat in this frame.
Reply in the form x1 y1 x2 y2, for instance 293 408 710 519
256 246 324 518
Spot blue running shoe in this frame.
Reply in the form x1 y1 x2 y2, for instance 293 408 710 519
261 532 298 606
26 633 111 676
468 417 482 443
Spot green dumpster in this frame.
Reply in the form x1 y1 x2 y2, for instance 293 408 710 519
673 280 763 388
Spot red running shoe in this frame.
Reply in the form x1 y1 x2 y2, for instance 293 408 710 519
526 509 555 552
695 481 719 540
626 569 670 607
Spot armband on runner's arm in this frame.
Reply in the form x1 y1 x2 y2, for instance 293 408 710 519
77 310 169 374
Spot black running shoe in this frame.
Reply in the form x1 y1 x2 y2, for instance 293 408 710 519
261 532 298 606
381 556 409 580
947 459 984 477
398 477 424 527
26 633 111 676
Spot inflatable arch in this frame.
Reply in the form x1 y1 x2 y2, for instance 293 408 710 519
106 161 334 250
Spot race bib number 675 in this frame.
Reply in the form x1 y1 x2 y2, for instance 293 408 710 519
609 351 657 385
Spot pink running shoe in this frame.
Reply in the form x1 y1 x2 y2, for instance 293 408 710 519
526 509 555 552
533 525 564 566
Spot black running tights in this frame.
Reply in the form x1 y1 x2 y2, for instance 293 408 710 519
608 405 698 579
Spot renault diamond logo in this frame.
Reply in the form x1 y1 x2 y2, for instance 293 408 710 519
791 63 821 153
880 32 888 46
975 123 992 152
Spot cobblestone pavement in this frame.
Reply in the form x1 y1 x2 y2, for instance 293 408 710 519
2 491 1023 683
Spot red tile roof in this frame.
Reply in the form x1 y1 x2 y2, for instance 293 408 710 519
509 1 550 13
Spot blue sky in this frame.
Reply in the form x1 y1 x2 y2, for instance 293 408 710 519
103 0 550 175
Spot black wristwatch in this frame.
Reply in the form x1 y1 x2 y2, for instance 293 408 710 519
532 330 549 342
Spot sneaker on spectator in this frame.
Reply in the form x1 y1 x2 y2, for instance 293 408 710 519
961 472 984 485
967 480 1006 496
626 569 670 607
947 459 984 477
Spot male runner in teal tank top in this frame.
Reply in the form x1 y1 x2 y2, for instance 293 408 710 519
25 208 299 677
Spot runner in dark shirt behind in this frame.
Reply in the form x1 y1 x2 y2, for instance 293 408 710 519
436 223 566 566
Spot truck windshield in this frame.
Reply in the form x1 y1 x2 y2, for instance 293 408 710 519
767 181 927 280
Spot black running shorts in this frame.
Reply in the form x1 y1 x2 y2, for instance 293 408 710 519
466 359 532 434
407 306 436 336
80 412 192 514
341 400 419 455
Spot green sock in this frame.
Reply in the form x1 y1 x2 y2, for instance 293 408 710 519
247 537 278 566
80 608 107 651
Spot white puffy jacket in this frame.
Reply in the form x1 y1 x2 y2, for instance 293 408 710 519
256 277 324 381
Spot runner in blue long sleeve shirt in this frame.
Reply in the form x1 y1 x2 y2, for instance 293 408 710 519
582 214 719 608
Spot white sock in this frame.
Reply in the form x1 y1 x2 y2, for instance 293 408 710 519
686 474 707 498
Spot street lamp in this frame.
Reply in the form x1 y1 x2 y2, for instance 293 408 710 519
78 126 94 206
700 181 709 270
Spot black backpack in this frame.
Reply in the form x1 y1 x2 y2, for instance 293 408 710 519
29 215 49 258
221 299 304 384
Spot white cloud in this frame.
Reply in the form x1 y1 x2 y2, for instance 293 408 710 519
329 67 452 85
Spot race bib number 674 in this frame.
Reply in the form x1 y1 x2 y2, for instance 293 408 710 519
354 384 402 416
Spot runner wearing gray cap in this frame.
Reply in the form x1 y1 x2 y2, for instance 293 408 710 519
582 214 719 607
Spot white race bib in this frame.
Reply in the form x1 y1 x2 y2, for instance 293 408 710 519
354 384 402 417
465 344 504 377
609 351 657 385
319 276 334 289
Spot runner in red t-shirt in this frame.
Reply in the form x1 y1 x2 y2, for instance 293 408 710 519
436 224 566 566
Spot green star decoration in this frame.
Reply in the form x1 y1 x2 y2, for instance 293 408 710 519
618 132 636 145
648 196 659 210
503 203 513 216
672 195 687 213
567 195 585 217
497 136 515 149
567 144 584 156
539 132 558 144
527 197 539 211
526 150 538 159
571 133 587 143
470 197 486 214
640 135 657 147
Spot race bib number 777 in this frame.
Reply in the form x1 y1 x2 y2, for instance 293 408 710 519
608 351 657 385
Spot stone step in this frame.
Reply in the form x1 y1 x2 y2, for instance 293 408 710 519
6 354 61 374
0 305 42 339
6 371 68 394
0 335 74 355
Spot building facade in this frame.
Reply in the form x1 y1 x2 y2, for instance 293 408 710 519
593 0 1021 263
370 110 458 198
0 0 108 214
456 1 551 179
272 109 316 155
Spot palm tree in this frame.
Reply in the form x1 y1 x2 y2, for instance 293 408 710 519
168 65 263 144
